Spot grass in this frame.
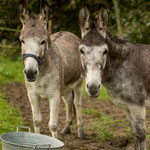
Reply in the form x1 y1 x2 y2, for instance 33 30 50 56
82 108 102 119
82 108 128 141
0 92 25 149
0 57 24 84
0 57 26 149
98 85 110 100
96 129 114 141
82 108 115 126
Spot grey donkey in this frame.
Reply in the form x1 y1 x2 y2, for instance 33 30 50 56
18 0 84 138
78 4 150 150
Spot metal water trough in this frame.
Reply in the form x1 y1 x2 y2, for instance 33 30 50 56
0 127 64 150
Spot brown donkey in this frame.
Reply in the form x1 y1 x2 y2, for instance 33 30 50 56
18 0 84 138
79 5 150 150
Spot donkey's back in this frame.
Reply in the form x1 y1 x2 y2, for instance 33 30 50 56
51 32 84 138
51 31 82 86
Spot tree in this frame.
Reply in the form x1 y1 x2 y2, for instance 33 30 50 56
1 0 150 58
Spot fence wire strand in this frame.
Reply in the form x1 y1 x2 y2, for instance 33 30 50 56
0 27 21 32
0 27 21 49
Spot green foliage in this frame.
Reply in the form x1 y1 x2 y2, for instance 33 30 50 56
0 0 20 47
118 0 150 44
0 92 24 149
1 0 150 59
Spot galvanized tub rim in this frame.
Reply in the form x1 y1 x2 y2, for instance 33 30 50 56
1 131 64 149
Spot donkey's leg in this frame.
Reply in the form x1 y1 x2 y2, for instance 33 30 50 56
48 93 60 138
27 91 42 133
61 90 74 135
125 105 146 150
73 81 84 138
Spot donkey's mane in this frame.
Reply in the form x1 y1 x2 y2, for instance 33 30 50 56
107 32 150 50
106 32 150 61
107 32 128 45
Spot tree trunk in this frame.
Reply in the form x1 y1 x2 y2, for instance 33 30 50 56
112 0 122 38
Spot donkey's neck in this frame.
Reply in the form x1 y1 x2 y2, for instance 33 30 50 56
106 33 132 59
40 43 61 73
39 52 51 73
39 44 54 73
102 33 133 83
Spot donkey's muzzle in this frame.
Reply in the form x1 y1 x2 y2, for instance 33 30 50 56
24 68 37 82
86 83 101 97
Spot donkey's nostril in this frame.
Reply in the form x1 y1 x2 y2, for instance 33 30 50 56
25 68 38 81
87 83 89 89
86 83 101 96
24 69 27 75
34 70 37 75
87 83 100 91
86 82 101 97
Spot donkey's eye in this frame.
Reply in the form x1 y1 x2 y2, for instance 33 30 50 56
103 49 108 55
80 49 85 55
41 40 45 45
85 27 89 30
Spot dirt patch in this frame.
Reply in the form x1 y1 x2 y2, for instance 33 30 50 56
1 82 150 150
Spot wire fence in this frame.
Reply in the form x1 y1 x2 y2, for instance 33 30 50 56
0 22 52 50
0 27 21 32
0 44 20 49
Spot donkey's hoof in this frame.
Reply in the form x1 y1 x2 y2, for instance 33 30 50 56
78 129 84 138
61 127 71 135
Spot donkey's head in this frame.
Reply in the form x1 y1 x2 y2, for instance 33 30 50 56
79 5 109 97
18 0 50 82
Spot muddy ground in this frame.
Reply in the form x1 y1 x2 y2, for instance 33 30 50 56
1 82 150 150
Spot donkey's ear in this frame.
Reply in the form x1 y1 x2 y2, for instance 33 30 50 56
97 4 109 38
39 0 50 29
18 0 29 25
79 5 91 37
